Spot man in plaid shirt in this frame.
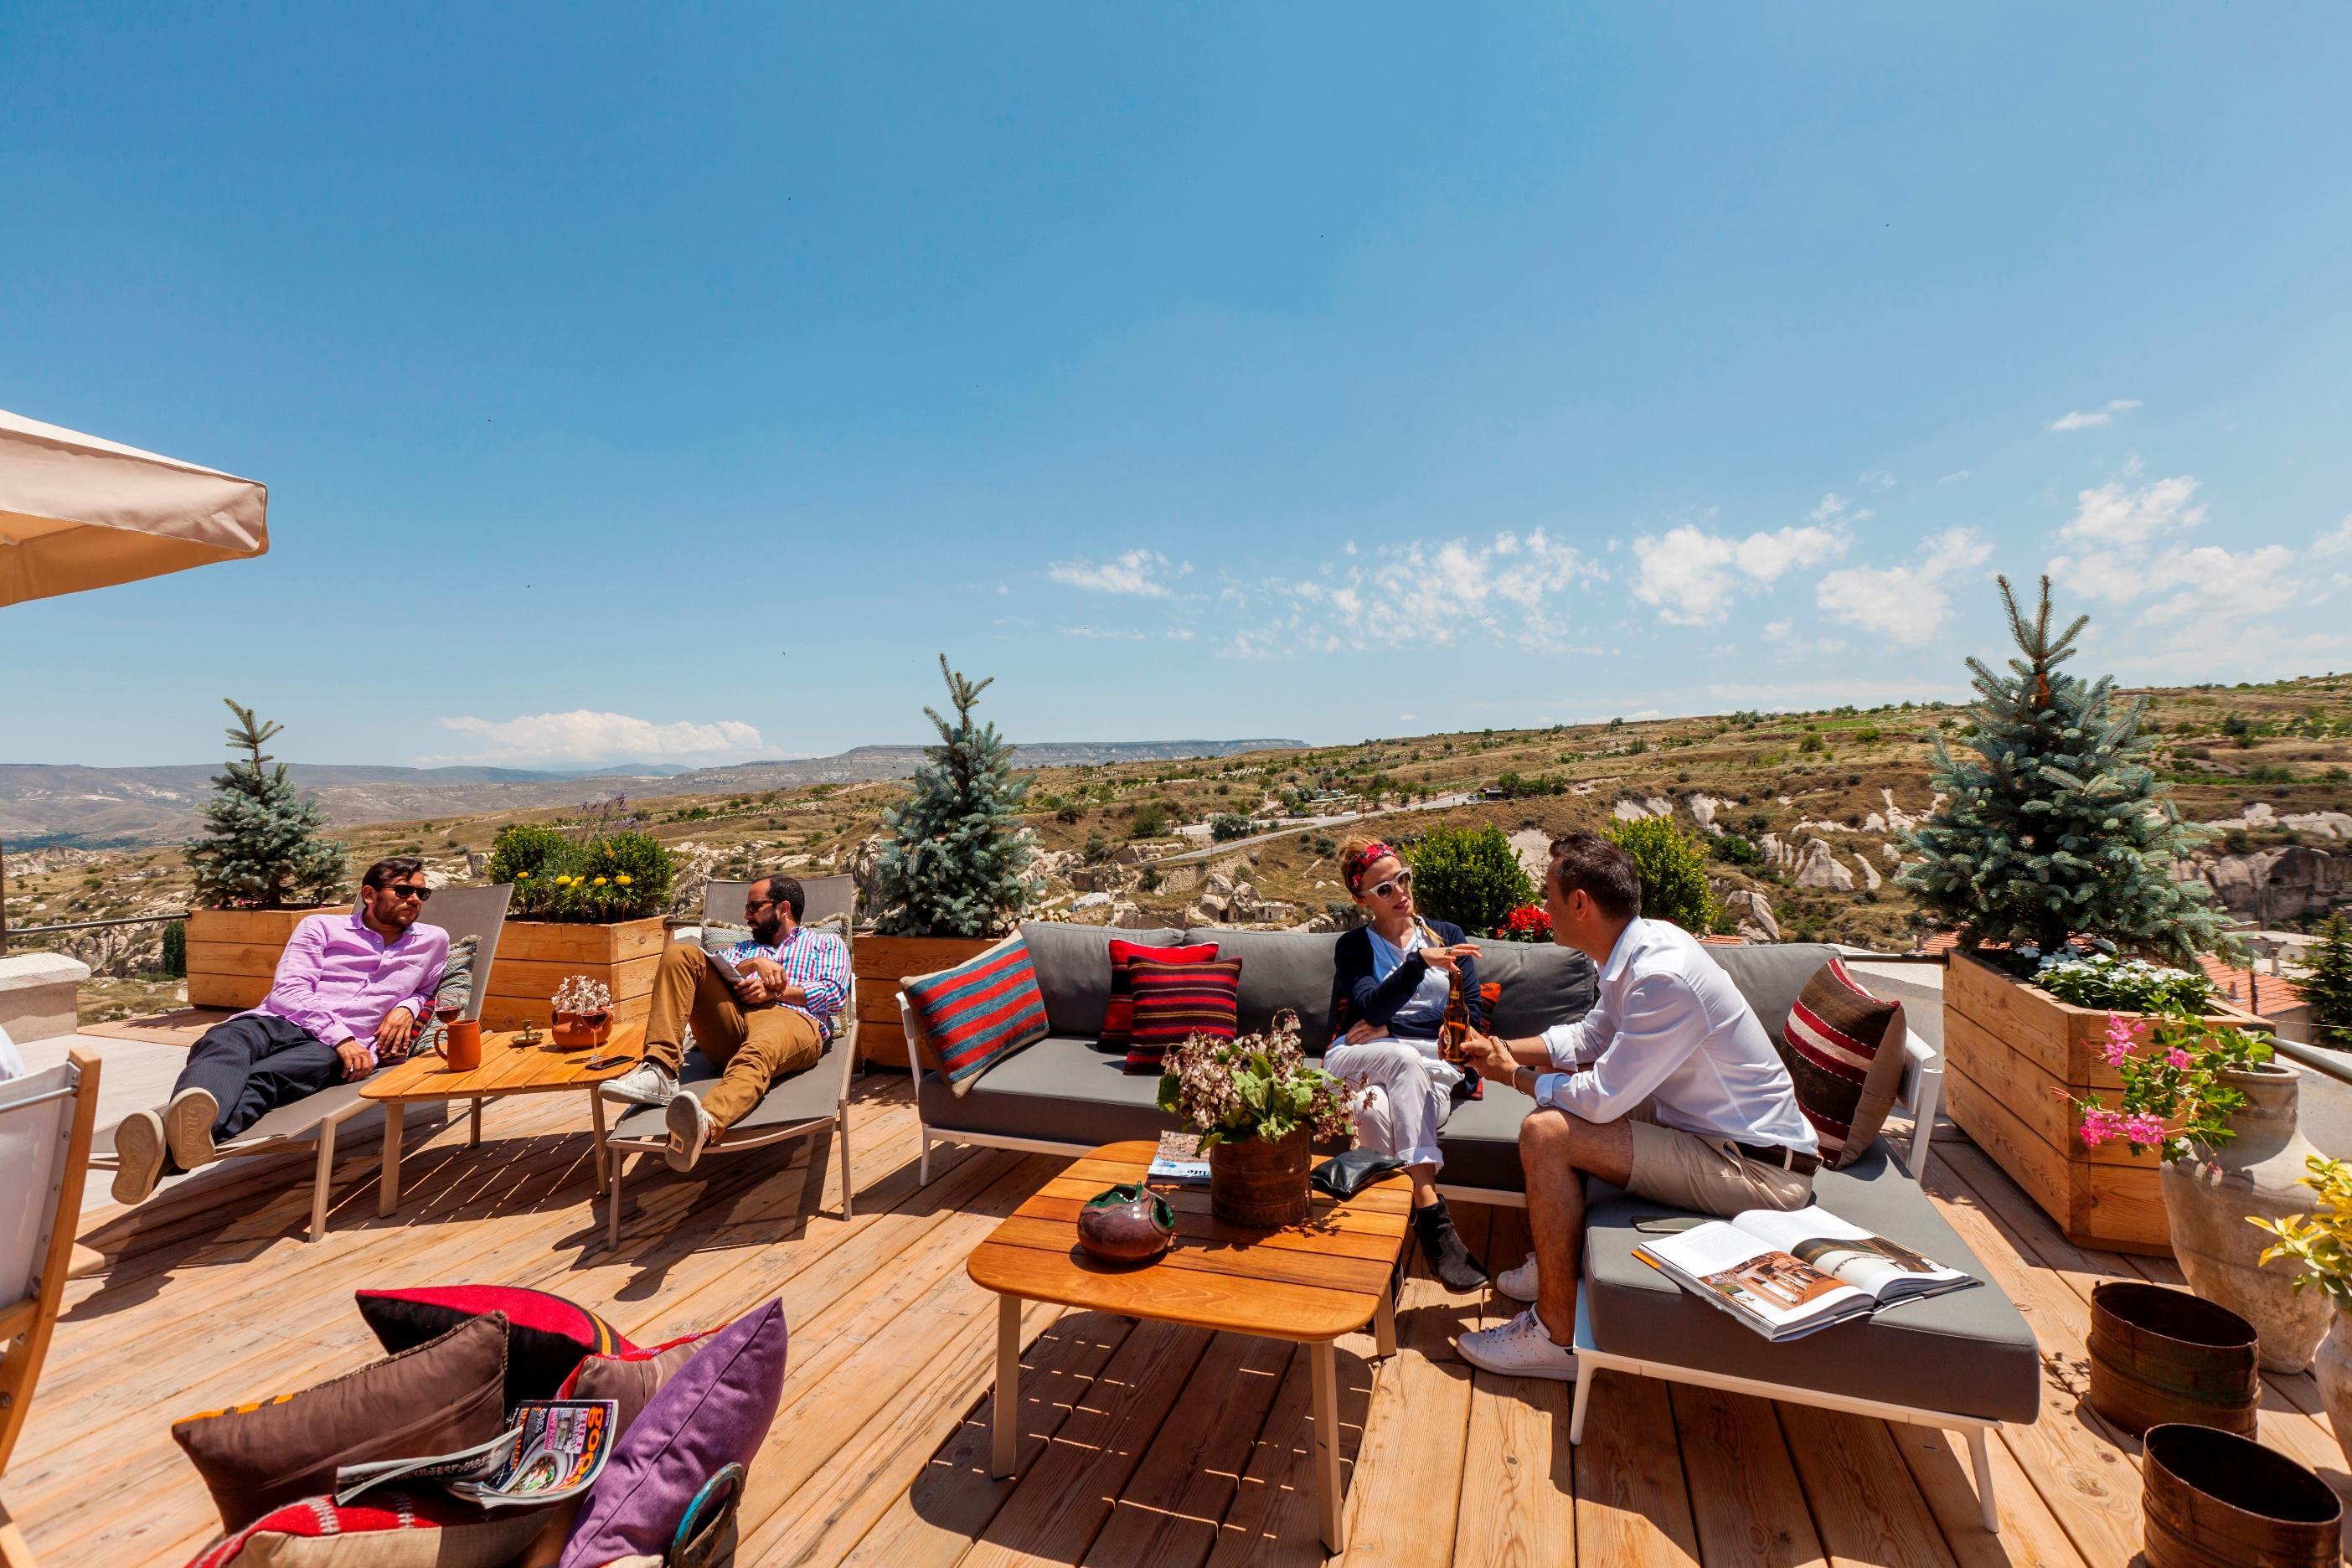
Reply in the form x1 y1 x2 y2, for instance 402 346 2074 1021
604 873 850 1171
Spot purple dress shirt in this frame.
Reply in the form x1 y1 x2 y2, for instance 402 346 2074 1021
247 909 450 1066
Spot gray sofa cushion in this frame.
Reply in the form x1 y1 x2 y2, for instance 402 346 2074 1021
1700 941 1842 1043
918 1034 1179 1147
1476 941 1601 1039
1581 1140 2041 1424
1431 1078 1537 1193
1188 926 1343 1048
1016 921 1184 1039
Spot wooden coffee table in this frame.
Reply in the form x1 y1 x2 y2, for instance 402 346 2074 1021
360 1027 642 1216
965 1140 1412 1553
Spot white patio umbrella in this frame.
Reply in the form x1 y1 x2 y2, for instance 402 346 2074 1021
0 406 268 608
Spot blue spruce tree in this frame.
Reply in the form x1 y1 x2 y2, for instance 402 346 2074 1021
1900 576 2231 967
874 657 1037 936
185 699 349 909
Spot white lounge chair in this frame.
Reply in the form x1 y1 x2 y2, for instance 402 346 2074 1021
0 1049 99 1568
601 874 860 1248
88 885 513 1241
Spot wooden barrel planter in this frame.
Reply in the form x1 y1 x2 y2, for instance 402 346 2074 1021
2143 1422 2341 1568
1209 1128 1312 1229
2086 1281 2260 1438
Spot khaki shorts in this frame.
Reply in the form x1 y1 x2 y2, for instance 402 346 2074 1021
1625 1119 1813 1217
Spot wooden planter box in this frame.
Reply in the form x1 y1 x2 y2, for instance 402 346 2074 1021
480 916 668 1032
851 933 995 1071
184 906 338 1010
1943 951 2269 1256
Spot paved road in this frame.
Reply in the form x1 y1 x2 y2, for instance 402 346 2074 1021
1152 792 1484 867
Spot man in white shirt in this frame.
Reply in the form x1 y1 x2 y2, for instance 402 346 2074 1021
1454 832 1818 1380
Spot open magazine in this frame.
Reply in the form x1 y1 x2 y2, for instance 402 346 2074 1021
1147 1131 1210 1186
1633 1205 1977 1342
334 1400 618 1508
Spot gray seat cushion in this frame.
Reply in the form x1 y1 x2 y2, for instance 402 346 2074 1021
1430 1078 1539 1193
610 1043 845 1142
1016 921 1184 1039
919 1034 1181 1147
1580 1140 2041 1424
1188 927 1342 1047
1700 941 1842 1042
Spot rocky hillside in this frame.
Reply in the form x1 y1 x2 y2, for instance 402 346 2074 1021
14 676 2350 1019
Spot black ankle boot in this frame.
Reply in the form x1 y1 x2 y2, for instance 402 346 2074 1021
1412 1198 1488 1292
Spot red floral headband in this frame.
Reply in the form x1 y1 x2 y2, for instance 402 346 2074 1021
1343 841 1398 894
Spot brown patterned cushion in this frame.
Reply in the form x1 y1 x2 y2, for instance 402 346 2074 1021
172 1313 509 1532
1777 958 1906 1169
556 1328 714 1438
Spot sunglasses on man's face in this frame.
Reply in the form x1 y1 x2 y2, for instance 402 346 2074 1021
1366 868 1414 900
385 884 432 902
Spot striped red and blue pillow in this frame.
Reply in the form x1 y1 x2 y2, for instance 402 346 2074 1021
1100 938 1220 1052
1124 957 1244 1073
905 936 1051 1096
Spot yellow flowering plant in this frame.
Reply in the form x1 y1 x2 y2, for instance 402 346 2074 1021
2251 1156 2352 1308
487 822 674 922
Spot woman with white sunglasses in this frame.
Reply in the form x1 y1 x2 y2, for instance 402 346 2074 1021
1325 837 1488 1290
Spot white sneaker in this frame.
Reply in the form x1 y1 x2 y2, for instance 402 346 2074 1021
1495 1256 1539 1302
163 1087 220 1169
1458 1306 1580 1381
111 1109 168 1205
665 1092 712 1171
603 1061 679 1107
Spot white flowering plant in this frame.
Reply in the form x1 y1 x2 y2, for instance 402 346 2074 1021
551 975 612 1016
2031 951 2219 1014
1155 1010 1360 1150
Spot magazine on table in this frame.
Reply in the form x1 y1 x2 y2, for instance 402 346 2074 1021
1147 1131 1211 1186
333 1400 618 1507
1632 1205 1977 1342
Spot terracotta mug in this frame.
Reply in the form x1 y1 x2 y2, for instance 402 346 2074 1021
443 1018 482 1072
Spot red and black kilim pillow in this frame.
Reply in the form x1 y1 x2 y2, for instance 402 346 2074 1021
1100 939 1220 1052
1777 958 1906 1169
1124 957 1243 1073
354 1284 634 1408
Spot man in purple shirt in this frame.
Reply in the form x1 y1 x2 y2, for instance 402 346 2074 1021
110 856 449 1204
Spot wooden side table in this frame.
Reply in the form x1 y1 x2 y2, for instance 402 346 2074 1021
359 1027 642 1216
965 1140 1412 1553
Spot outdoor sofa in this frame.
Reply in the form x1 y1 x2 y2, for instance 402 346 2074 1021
901 921 2038 1533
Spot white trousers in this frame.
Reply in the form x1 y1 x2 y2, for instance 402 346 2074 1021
1324 1036 1452 1169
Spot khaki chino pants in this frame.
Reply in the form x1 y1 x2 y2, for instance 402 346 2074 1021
644 946 823 1135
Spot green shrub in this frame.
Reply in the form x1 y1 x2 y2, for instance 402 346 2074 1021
490 823 675 922
1210 812 1252 841
161 919 187 978
1606 817 1717 933
1404 824 1535 936
1130 802 1172 838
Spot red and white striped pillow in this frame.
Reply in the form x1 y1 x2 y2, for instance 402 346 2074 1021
1124 957 1243 1073
1779 958 1906 1168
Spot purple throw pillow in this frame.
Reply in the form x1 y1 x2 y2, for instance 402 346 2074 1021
557 1298 789 1568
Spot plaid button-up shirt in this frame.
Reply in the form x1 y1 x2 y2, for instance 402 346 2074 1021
720 923 851 1039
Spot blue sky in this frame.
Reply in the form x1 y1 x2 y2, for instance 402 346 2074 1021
6 5 2351 769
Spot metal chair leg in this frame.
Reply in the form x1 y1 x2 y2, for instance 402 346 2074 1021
838 1106 854 1220
606 1153 624 1251
308 1120 336 1243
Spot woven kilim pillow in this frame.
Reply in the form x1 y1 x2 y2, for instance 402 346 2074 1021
1124 957 1244 1073
1099 938 1220 1053
903 935 1051 1095
1777 957 1906 1169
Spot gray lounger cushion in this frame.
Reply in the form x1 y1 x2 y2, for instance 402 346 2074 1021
1579 1139 2040 1424
611 1043 847 1142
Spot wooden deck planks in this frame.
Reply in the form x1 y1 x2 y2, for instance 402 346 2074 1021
16 1081 2236 1568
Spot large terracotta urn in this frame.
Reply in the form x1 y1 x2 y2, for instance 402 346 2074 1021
2312 1308 2352 1472
2160 1063 2333 1374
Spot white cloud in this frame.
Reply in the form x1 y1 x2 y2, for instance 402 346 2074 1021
1258 529 1603 655
2058 473 2205 549
1063 625 1147 641
1761 617 1849 658
1631 521 1847 624
2313 516 2352 559
2138 544 2297 623
1937 470 1971 484
1814 528 1993 646
431 710 766 767
1859 469 1896 491
2049 398 2143 432
1047 549 1190 596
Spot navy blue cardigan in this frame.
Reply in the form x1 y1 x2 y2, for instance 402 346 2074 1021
1328 919 1487 1041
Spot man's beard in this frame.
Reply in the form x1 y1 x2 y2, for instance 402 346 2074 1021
751 910 785 944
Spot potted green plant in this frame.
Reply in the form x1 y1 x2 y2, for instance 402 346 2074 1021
2072 1012 2329 1372
1156 1012 1359 1229
183 700 350 1009
2252 1156 2352 1463
482 813 674 1032
1903 576 2245 1253
867 657 1039 1068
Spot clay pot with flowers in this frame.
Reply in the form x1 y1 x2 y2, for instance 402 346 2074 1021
549 974 614 1051
2251 1155 2352 1467
1156 1010 1360 1230
2073 1012 2331 1373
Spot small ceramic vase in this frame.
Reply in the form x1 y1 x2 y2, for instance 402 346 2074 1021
1077 1183 1176 1264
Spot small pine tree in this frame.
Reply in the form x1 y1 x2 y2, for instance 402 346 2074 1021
185 699 348 910
1899 576 2231 967
2301 915 2352 1051
1606 816 1717 933
874 657 1037 936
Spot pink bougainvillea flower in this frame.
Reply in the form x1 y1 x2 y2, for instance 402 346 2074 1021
2101 1013 2140 1068
2123 1112 2169 1148
2078 1106 2125 1147
2164 1045 2192 1070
